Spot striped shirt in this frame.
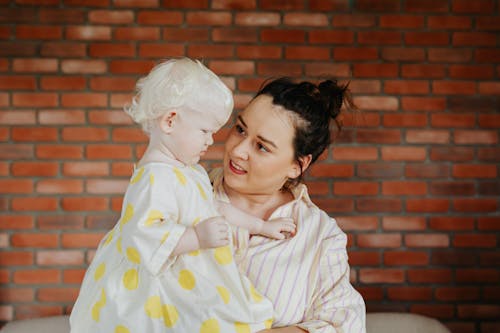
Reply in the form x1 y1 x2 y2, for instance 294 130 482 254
211 169 366 333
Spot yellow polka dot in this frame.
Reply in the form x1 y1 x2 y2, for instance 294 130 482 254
234 322 250 333
115 325 130 333
116 237 123 254
104 230 114 245
173 167 186 186
94 262 105 281
126 247 141 264
120 204 134 230
188 249 200 256
150 174 154 185
264 318 273 329
178 269 196 290
162 304 179 328
145 209 164 227
250 283 263 302
130 166 144 184
191 216 201 226
197 182 207 200
144 296 162 319
216 285 230 304
214 246 232 265
160 232 170 244
200 318 220 333
123 268 139 290
91 302 101 322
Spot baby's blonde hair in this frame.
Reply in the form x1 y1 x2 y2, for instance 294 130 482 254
124 58 234 135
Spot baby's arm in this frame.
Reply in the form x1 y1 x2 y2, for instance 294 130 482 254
171 216 229 256
216 201 295 240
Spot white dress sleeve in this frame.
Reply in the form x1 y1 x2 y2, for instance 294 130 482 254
118 166 186 276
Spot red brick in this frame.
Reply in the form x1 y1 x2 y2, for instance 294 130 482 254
379 14 425 28
382 147 426 161
12 93 58 107
453 32 496 47
0 215 34 230
384 251 429 266
0 143 34 159
382 181 427 195
436 287 480 301
453 233 497 248
336 216 378 232
348 251 380 266
456 269 499 283
384 48 427 63
212 28 257 43
11 197 58 212
212 0 254 9
285 46 330 60
432 250 477 266
61 197 109 211
89 43 136 57
61 127 109 142
15 305 63 320
36 250 84 266
256 62 302 76
63 268 86 284
479 181 500 196
429 48 473 63
358 198 403 212
38 287 80 302
61 93 107 108
406 32 449 45
401 97 446 111
479 82 500 95
40 76 86 90
405 0 449 12
358 31 402 45
428 16 471 29
61 233 104 248
477 16 500 30
354 64 399 78
453 164 497 178
433 81 476 95
236 46 282 59
478 148 500 162
313 198 353 213
12 127 58 142
13 269 60 284
357 163 403 178
0 305 13 321
36 179 84 194
188 44 234 59
411 305 456 320
452 0 495 13
343 110 381 127
405 233 450 247
41 42 86 57
38 8 85 24
388 287 433 301
61 60 107 74
382 216 426 231
88 10 134 24
449 65 494 79
384 114 427 127
409 163 450 179
332 14 376 27
109 60 154 74
332 147 378 161
86 179 128 194
64 0 110 6
384 80 429 94
310 164 354 178
66 26 111 40
309 30 354 44
354 96 398 111
16 25 62 40
453 199 498 213
0 75 36 90
0 251 33 266
478 217 500 231
455 130 498 145
38 215 84 231
334 47 378 61
406 130 450 144
430 182 475 196
260 29 305 43
0 288 34 302
431 113 475 128
283 13 328 26
36 144 83 159
209 60 254 75
406 199 450 213
359 268 405 283
235 12 280 26
334 181 378 196
0 179 33 193
115 27 159 40
408 269 452 283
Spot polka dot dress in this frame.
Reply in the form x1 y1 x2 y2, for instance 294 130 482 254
70 163 274 333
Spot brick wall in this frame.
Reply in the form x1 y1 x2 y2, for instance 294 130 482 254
0 1 499 332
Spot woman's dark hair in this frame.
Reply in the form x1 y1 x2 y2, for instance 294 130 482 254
255 77 355 189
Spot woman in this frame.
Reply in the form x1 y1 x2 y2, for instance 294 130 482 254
211 77 366 332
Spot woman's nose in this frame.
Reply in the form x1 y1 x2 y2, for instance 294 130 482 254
231 137 249 160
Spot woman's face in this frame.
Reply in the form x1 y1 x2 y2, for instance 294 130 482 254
223 95 301 196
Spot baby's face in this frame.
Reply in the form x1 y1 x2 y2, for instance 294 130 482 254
168 107 228 165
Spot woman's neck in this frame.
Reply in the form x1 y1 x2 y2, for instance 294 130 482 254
223 181 293 220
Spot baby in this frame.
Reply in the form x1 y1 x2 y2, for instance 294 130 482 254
69 58 295 333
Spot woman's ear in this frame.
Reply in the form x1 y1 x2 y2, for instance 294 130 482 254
287 154 312 179
158 110 177 134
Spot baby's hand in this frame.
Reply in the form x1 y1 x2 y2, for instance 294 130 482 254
194 217 229 249
260 217 295 240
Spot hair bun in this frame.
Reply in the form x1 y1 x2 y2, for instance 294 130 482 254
318 79 346 119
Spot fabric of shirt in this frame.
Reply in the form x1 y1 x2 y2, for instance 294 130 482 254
70 163 274 333
210 168 366 333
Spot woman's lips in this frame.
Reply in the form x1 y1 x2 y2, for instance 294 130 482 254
229 160 246 175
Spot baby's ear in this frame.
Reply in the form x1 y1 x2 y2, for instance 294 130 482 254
158 110 177 133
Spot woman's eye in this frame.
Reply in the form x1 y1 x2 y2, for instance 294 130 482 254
235 124 245 134
257 143 269 153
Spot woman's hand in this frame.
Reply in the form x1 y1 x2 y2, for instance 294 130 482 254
194 217 229 248
259 217 296 239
